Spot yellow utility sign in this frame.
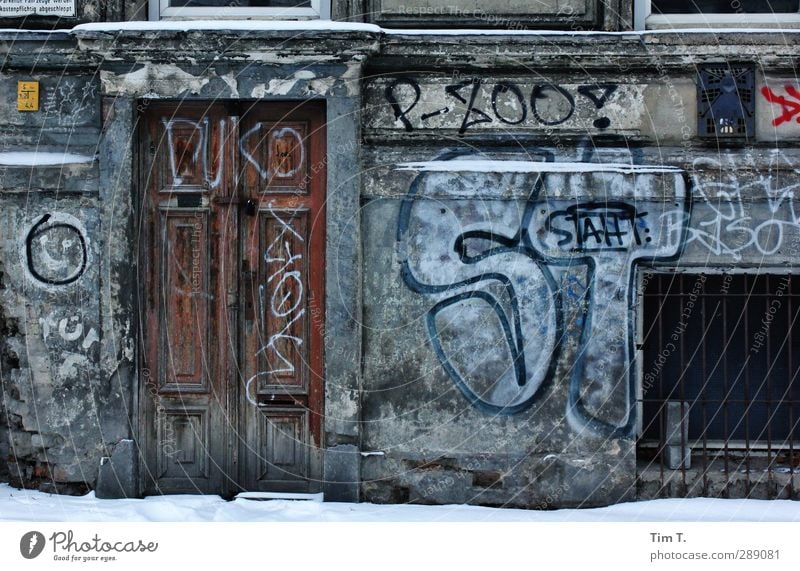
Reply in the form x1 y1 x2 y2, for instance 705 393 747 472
17 81 40 112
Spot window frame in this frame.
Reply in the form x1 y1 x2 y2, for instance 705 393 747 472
634 0 800 30
150 0 329 20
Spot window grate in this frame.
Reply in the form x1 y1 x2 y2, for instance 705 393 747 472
637 273 800 499
697 64 755 139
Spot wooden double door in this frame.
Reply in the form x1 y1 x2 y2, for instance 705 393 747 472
138 101 325 496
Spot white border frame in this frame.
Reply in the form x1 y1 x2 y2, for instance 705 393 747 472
151 0 329 20
634 0 800 30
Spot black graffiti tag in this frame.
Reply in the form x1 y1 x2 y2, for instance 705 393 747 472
545 202 650 252
577 84 619 129
383 78 621 132
491 81 527 125
445 78 493 135
25 213 88 286
531 83 575 126
385 78 421 132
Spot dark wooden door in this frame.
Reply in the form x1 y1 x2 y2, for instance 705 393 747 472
139 101 325 496
238 104 326 492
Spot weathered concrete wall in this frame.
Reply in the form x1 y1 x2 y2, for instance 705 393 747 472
359 32 800 507
0 63 137 491
359 150 683 507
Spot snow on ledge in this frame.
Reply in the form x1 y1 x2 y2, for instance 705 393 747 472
0 151 95 167
65 22 800 37
72 20 382 34
396 160 683 175
383 27 800 35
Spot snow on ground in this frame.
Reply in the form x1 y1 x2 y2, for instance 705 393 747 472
1 484 799 522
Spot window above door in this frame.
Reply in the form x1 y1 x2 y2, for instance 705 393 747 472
635 0 800 29
151 0 329 20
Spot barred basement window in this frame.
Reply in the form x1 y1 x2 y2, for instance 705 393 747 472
637 273 800 498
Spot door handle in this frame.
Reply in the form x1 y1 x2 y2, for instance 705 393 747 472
242 268 256 324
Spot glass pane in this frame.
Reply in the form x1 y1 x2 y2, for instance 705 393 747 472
170 0 311 7
653 0 799 13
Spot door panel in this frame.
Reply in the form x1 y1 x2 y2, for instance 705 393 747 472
240 104 325 492
255 208 310 395
158 409 208 480
159 210 210 390
140 101 325 496
256 408 309 488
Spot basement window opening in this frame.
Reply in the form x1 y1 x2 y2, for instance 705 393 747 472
637 273 800 493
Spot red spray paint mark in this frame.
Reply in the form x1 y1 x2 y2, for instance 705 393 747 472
761 85 800 127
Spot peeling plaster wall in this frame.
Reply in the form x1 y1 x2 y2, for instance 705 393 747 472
360 42 800 506
0 70 135 492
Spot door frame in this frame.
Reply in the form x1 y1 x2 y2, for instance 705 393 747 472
135 99 328 497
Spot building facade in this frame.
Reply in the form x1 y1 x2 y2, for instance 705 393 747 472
0 0 799 507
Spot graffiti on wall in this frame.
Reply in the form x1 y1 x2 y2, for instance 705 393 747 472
23 212 90 287
376 77 639 134
761 85 800 127
396 154 688 436
38 312 99 349
661 152 800 260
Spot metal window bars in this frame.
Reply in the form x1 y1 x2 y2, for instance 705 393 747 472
637 273 799 499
